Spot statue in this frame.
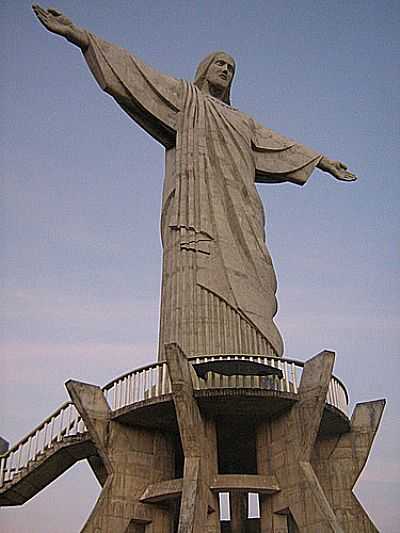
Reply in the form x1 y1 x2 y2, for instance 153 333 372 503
32 5 357 360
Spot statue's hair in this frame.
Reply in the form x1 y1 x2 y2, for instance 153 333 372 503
193 51 235 105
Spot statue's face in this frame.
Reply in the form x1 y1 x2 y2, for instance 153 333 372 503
205 54 235 90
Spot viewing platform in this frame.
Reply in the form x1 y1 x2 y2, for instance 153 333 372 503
0 348 385 533
0 352 349 506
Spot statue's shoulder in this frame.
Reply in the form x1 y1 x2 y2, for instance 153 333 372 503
253 122 296 151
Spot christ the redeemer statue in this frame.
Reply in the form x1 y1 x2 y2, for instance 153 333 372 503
33 6 357 360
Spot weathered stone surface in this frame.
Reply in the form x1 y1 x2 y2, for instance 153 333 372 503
166 342 220 533
257 351 344 532
140 478 183 504
66 380 175 533
66 380 112 475
210 474 280 494
229 492 248 533
311 400 385 532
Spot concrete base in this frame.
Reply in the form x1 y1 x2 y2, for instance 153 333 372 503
61 345 384 532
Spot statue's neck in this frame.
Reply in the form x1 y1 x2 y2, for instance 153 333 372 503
204 81 225 102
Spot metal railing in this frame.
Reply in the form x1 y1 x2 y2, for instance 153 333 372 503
0 354 348 489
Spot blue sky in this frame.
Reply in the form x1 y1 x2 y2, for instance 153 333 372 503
1 1 399 531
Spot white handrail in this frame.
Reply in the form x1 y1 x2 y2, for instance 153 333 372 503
102 361 171 411
101 353 348 415
187 353 348 414
0 402 86 487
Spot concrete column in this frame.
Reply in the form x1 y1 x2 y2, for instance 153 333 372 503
66 380 174 533
229 491 248 532
257 351 344 532
165 342 218 533
312 400 385 532
66 381 112 476
204 418 222 533
272 513 289 533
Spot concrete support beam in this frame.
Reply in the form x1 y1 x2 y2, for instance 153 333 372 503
165 342 220 533
66 380 175 533
66 380 112 475
140 478 183 504
348 400 385 488
258 351 344 532
312 399 385 532
229 491 248 533
210 474 280 494
299 461 344 532
165 343 203 456
295 351 336 462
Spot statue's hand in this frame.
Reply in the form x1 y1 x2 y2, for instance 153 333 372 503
32 5 74 36
32 5 88 49
318 157 358 182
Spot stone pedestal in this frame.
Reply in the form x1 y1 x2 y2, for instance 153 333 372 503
65 344 384 532
0 345 384 532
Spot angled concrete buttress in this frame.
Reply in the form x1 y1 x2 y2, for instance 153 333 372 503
255 352 385 532
66 380 175 533
256 350 344 532
311 399 385 532
165 342 221 533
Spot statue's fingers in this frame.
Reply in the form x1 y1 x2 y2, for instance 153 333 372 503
345 172 357 181
48 7 63 16
32 4 44 16
33 5 49 20
33 4 47 14
37 12 51 25
34 11 49 25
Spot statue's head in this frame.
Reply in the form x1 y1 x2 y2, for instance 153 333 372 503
194 51 235 105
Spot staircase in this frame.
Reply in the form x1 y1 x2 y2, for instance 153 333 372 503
0 402 94 506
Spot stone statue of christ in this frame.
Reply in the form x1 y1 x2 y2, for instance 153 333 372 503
33 5 357 359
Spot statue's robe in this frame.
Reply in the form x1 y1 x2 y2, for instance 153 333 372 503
84 34 322 359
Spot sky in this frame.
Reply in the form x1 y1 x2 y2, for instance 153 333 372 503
1 0 399 531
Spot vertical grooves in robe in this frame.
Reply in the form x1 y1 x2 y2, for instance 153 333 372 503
158 82 278 360
159 273 276 358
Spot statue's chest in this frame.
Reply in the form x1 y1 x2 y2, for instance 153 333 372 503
205 102 254 153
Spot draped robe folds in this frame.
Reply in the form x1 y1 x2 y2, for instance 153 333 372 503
83 34 322 359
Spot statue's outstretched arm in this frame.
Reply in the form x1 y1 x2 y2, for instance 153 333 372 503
32 4 89 50
317 156 358 182
32 4 179 147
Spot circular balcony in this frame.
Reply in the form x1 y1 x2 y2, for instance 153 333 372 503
104 354 350 435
